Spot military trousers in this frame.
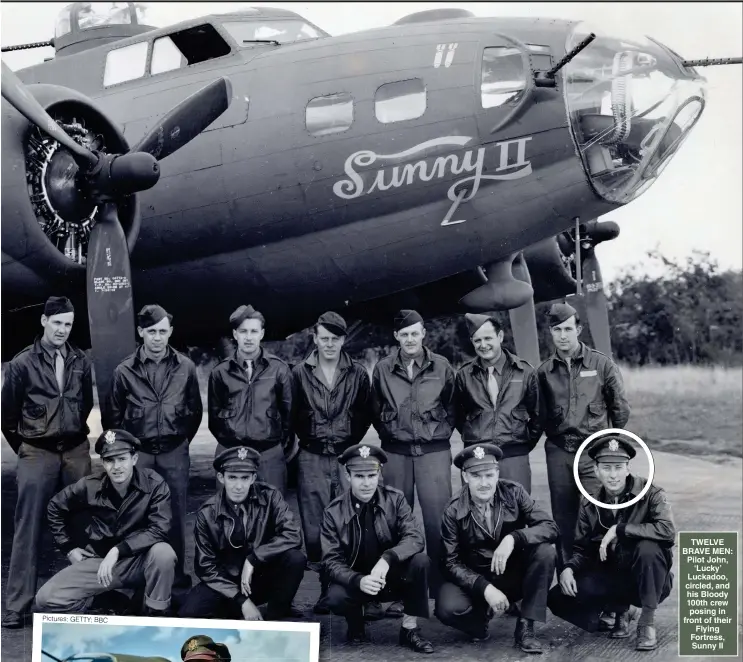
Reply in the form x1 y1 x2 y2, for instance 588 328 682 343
548 540 674 632
545 440 601 567
136 442 190 585
215 442 287 496
296 448 349 563
179 548 307 619
382 448 452 594
499 454 533 493
6 440 91 614
325 552 431 623
435 543 556 637
35 542 177 613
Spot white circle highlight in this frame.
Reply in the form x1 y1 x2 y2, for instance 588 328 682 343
573 428 655 510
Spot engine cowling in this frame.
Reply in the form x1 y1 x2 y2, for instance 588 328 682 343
1 83 140 290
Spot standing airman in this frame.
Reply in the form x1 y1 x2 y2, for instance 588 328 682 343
1 296 94 628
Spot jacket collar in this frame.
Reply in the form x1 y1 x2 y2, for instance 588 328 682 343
338 486 385 525
304 349 352 372
549 342 587 370
95 466 149 499
214 482 268 518
473 349 512 374
133 344 179 367
33 336 78 361
228 347 272 371
393 346 432 373
453 481 512 520
598 474 645 502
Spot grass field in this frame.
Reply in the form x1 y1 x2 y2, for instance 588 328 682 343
618 364 743 458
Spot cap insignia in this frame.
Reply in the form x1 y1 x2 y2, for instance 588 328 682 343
474 446 485 460
608 439 619 452
104 430 116 445
359 446 371 458
237 447 248 460
187 639 198 652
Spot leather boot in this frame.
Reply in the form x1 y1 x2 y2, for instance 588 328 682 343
515 618 543 654
399 626 435 654
636 625 658 651
609 606 637 639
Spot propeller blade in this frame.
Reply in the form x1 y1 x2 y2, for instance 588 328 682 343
1 61 98 170
131 77 233 161
509 252 541 367
86 202 138 425
582 248 613 357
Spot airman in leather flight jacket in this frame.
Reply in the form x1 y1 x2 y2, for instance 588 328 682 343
320 485 425 590
536 343 630 452
193 482 302 605
440 480 559 597
1 338 93 454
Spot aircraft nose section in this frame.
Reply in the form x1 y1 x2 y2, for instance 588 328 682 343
562 24 707 205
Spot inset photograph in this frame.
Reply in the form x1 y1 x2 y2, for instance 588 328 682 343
33 614 320 662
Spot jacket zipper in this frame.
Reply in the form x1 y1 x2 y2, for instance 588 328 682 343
350 516 361 567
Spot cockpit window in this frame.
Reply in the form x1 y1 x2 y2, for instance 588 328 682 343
563 24 706 204
150 23 231 75
221 20 324 46
104 40 148 86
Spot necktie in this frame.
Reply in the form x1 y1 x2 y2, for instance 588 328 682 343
55 350 65 392
487 366 499 408
244 359 253 381
407 360 414 380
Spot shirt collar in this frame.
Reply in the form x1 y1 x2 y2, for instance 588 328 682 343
599 474 639 502
394 347 429 371
479 350 506 375
351 491 376 510
139 345 172 364
40 338 67 360
551 342 586 369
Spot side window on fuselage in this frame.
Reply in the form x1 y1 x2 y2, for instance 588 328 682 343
306 93 354 136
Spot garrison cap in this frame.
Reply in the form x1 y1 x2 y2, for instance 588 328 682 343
394 309 424 331
229 304 263 329
181 634 231 661
214 446 261 473
547 302 578 327
464 313 497 337
588 436 636 463
95 429 141 458
137 304 173 329
454 443 503 472
44 296 74 317
339 444 387 471
317 311 347 337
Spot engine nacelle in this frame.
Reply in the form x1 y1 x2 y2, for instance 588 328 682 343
1 83 140 291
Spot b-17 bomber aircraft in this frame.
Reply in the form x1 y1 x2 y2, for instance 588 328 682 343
2 3 740 406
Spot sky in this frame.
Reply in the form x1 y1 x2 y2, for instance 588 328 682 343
1 2 741 284
41 622 313 662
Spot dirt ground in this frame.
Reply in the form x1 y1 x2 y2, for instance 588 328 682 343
2 417 741 662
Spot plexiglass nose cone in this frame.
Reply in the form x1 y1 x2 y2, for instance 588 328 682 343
563 23 707 204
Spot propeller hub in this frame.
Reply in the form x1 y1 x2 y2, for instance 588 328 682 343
44 148 96 223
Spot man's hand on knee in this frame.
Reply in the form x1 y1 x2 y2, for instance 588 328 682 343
359 575 384 596
68 548 94 564
97 547 120 587
241 598 263 621
559 568 578 597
